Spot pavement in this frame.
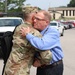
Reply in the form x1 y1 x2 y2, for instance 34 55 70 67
0 59 3 75
0 28 75 75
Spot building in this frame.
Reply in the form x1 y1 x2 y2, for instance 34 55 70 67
48 7 75 20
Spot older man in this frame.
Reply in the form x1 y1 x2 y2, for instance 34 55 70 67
20 10 64 75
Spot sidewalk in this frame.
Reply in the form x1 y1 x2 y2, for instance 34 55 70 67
0 59 4 75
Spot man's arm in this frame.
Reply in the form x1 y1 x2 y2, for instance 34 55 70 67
25 27 60 50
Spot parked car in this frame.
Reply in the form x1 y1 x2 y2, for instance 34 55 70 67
0 17 24 33
0 17 24 58
69 20 75 27
61 22 69 30
50 21 64 36
66 21 74 29
68 20 75 27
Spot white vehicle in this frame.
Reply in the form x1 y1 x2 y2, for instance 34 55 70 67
0 17 24 58
50 21 64 36
0 17 24 33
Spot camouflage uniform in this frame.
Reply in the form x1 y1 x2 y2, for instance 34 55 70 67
3 6 52 75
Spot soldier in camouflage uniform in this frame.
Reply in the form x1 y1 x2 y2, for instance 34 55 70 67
3 6 52 75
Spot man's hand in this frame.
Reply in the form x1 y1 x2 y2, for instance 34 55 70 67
33 59 42 67
20 27 30 37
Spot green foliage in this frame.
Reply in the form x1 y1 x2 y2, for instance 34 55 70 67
8 7 22 12
0 0 41 13
7 0 25 6
0 0 25 12
38 7 41 10
67 0 75 7
0 2 4 11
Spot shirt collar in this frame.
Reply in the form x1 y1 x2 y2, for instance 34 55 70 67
41 25 49 35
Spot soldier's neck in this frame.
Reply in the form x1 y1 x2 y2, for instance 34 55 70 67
25 21 32 25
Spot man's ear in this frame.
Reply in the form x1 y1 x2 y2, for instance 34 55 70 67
46 20 49 24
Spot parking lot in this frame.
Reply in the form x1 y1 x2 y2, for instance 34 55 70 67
0 28 75 75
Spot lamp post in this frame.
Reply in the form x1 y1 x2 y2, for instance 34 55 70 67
53 10 55 19
53 8 56 20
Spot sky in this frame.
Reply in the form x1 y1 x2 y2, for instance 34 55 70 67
24 0 70 10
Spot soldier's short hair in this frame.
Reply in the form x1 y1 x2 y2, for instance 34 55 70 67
22 5 38 14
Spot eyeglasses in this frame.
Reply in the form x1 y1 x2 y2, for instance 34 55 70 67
34 17 45 21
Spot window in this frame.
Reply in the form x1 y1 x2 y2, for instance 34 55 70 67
50 23 57 26
73 10 75 16
66 10 68 16
63 10 64 16
0 19 22 26
69 10 71 16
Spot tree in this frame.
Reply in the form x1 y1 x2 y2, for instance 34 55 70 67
8 0 25 8
0 2 5 11
0 0 26 12
67 0 75 7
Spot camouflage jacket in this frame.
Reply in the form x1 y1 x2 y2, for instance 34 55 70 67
3 22 52 75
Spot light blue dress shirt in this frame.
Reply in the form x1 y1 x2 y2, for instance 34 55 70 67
26 25 64 64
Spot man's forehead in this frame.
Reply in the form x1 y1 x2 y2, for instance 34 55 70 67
35 12 44 18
